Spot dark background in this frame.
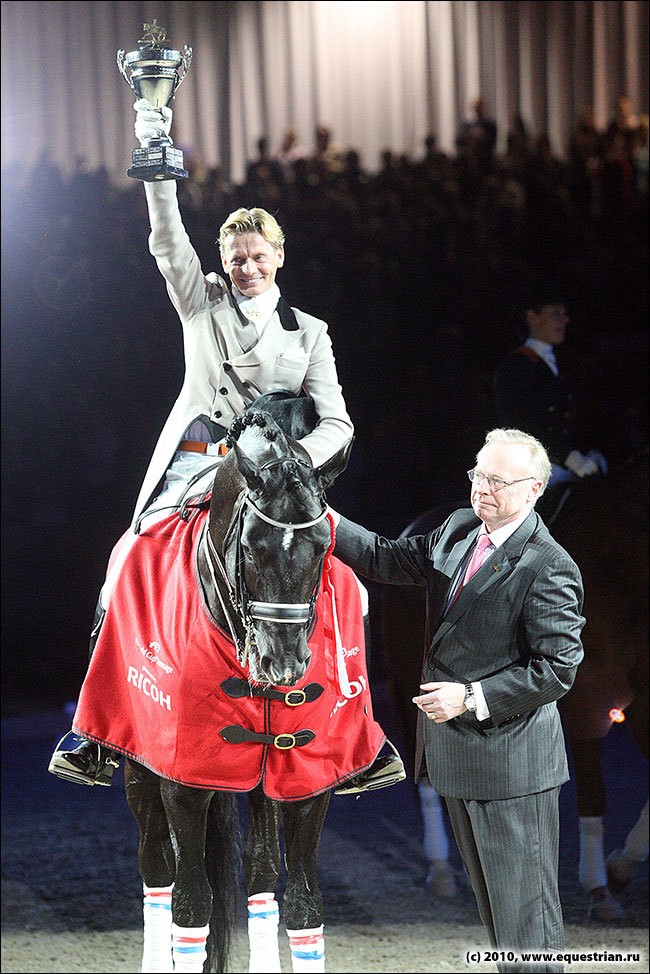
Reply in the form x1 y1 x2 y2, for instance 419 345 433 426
1 108 648 712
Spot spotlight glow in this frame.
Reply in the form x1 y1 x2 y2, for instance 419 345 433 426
609 708 625 723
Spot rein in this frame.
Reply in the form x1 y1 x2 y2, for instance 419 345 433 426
203 456 330 671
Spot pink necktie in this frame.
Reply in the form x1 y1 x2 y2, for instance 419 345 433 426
463 534 494 585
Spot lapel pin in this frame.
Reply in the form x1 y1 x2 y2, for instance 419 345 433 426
493 565 500 571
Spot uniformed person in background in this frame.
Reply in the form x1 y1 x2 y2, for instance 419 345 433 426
492 290 607 495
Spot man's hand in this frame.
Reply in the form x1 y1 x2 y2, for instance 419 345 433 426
134 98 173 148
413 682 466 723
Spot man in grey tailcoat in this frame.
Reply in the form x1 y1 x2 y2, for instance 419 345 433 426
331 428 585 973
51 99 403 793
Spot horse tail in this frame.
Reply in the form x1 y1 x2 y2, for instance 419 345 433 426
204 790 241 973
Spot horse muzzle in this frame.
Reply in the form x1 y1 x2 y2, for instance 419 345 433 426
254 625 312 686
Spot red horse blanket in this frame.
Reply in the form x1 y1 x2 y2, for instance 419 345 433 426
72 508 385 799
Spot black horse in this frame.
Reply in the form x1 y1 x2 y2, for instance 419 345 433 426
116 409 353 972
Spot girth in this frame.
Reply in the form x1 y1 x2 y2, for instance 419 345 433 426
220 676 324 705
220 725 316 749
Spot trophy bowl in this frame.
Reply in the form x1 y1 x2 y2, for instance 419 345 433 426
117 20 192 181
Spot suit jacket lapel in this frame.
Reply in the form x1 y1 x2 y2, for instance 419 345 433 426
428 511 538 650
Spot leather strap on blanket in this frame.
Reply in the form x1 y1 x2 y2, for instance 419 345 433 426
220 677 324 706
220 725 316 749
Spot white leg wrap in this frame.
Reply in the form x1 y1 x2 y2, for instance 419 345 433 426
141 883 173 973
418 781 450 862
248 893 280 973
172 923 209 973
579 816 607 891
623 798 649 863
286 925 325 973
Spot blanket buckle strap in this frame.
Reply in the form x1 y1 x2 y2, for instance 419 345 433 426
219 677 324 705
219 724 315 748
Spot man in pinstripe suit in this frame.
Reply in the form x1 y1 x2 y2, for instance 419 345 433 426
331 429 584 972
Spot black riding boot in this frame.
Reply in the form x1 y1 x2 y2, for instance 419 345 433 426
48 600 122 786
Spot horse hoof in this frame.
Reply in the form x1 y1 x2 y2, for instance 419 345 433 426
425 860 458 899
587 886 625 922
606 849 638 892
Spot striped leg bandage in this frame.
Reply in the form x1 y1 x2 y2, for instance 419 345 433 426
248 892 281 973
172 922 209 973
286 925 325 973
141 883 173 974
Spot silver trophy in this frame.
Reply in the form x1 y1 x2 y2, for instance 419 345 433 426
117 20 192 180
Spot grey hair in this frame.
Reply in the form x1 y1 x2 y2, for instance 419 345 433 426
479 428 551 494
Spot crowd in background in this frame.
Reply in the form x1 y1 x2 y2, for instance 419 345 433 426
1 99 648 707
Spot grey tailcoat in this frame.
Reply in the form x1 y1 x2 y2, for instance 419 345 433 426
132 182 354 523
334 508 584 800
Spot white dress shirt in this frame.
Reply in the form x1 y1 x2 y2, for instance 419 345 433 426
524 337 558 376
233 283 281 339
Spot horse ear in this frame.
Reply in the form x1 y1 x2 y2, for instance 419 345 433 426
313 437 354 492
233 441 265 493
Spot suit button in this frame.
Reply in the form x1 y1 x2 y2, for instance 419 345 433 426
214 411 222 419
223 363 232 371
243 381 251 389
220 387 228 395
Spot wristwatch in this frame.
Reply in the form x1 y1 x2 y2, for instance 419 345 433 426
464 684 476 712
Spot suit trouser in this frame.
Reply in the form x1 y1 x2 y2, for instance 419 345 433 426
445 787 564 974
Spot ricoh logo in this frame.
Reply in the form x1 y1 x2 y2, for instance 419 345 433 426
128 664 172 711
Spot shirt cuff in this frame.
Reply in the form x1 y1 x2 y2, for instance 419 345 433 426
472 681 490 721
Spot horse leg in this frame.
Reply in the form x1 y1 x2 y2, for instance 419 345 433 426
160 780 214 973
606 689 649 891
568 735 627 920
125 759 175 973
245 785 282 974
418 780 458 898
281 793 330 973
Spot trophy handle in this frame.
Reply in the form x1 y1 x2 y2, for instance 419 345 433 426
175 46 193 90
116 49 134 89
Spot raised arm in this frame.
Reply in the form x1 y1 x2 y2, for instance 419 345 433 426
134 99 219 321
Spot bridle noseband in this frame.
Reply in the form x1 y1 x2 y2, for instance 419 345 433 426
203 455 330 669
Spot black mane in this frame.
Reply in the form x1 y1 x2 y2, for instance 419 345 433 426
226 411 281 447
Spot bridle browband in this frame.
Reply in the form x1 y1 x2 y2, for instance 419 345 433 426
202 454 330 669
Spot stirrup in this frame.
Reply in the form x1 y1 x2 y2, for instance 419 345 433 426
334 740 406 796
48 732 120 787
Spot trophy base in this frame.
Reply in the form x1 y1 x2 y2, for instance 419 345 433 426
127 145 188 181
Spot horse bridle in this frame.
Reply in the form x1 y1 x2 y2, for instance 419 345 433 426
203 456 330 668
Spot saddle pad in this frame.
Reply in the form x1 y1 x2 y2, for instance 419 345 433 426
72 508 385 799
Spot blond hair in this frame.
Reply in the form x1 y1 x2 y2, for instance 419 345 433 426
218 207 285 253
479 428 552 494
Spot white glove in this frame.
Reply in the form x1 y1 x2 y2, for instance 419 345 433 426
134 98 173 147
564 449 599 478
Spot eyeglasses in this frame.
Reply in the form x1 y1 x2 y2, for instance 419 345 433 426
467 469 535 492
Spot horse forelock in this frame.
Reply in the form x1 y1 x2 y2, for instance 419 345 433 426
226 409 283 447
